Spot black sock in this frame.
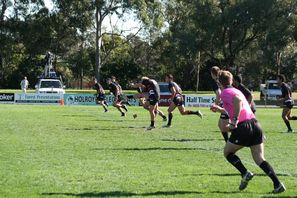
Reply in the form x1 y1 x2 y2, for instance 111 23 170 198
159 113 166 119
259 161 281 188
187 111 197 115
122 105 128 112
150 121 155 127
167 113 173 126
284 120 292 131
103 105 108 111
291 116 297 120
226 153 247 176
221 132 229 142
104 101 109 107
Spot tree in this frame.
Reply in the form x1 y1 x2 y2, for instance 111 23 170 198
93 0 165 81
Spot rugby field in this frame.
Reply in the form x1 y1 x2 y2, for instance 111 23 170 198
0 105 297 197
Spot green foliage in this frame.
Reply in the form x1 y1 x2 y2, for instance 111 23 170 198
1 0 297 90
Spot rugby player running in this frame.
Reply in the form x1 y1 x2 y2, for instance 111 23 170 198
93 79 108 112
232 75 256 114
277 74 297 132
211 70 286 194
133 84 167 121
163 74 203 128
134 77 161 130
107 78 127 116
210 66 230 142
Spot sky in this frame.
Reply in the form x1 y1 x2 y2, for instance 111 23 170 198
43 0 142 36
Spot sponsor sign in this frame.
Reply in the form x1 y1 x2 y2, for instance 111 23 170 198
185 95 216 107
0 93 15 104
64 94 139 106
159 95 172 106
15 93 63 104
158 95 186 106
64 94 96 105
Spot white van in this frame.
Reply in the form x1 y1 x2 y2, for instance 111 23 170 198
260 80 282 101
35 79 65 94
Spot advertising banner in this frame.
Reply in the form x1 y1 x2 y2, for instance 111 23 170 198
64 94 139 106
184 95 216 107
0 93 15 104
15 93 63 104
158 95 186 107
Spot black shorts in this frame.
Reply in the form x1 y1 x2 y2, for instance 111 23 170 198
229 119 264 147
148 92 159 106
220 113 230 120
173 94 183 106
96 93 105 101
284 99 294 109
114 95 122 103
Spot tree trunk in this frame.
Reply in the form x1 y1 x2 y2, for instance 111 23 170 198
80 68 83 90
0 53 3 88
95 7 102 82
196 51 201 92
276 51 281 75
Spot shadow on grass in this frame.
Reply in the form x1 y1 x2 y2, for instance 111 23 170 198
93 147 221 152
42 190 262 197
62 114 95 118
183 173 296 178
125 126 147 129
65 127 118 131
42 191 202 197
262 196 297 198
161 138 219 142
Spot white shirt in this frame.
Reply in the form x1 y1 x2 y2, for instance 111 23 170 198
21 79 29 89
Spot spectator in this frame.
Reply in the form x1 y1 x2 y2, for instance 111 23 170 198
20 76 29 93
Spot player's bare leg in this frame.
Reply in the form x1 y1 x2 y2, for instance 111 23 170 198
282 108 293 132
99 101 108 112
113 101 125 116
219 118 230 142
178 105 203 118
164 103 176 127
156 107 167 121
147 104 157 130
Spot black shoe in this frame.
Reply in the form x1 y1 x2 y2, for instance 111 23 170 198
162 124 171 128
197 110 203 119
239 171 254 191
121 112 126 117
272 182 286 194
146 126 156 130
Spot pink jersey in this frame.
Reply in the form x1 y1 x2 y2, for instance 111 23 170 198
220 87 255 123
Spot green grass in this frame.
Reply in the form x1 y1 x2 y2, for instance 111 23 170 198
0 105 297 198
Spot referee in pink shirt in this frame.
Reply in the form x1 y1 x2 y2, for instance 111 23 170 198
211 70 285 194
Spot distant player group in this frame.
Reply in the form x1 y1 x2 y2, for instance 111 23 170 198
93 75 203 130
92 67 296 194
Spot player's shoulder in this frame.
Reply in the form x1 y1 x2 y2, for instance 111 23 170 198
221 87 238 95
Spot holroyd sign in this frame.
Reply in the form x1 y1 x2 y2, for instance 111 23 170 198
64 94 139 106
